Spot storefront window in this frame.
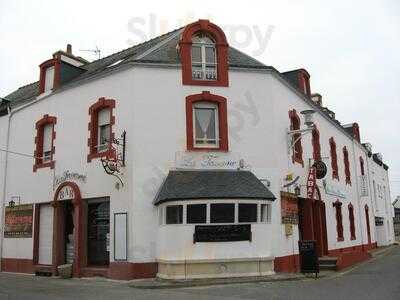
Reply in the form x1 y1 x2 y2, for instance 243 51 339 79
260 204 271 223
238 203 257 223
210 203 235 223
166 205 183 224
187 204 207 224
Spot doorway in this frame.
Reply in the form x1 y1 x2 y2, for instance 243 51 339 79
87 199 110 266
298 188 328 257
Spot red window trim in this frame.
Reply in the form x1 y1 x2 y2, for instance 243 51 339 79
289 109 304 167
359 156 365 176
186 91 228 152
38 56 61 94
297 69 311 97
87 97 116 162
312 125 321 161
329 137 339 180
33 114 57 172
179 19 229 87
352 123 360 143
343 146 351 185
348 203 356 240
333 200 344 242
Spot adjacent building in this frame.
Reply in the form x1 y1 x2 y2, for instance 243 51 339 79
0 20 395 280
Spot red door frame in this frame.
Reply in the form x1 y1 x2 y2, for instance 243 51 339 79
365 205 372 245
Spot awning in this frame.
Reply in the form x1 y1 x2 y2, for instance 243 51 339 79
153 170 276 205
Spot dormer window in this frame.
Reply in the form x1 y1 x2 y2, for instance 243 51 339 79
44 66 55 92
191 33 217 81
180 19 229 87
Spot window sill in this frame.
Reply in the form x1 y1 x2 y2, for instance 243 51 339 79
337 237 344 242
33 161 55 172
87 149 115 163
183 78 228 87
188 147 228 152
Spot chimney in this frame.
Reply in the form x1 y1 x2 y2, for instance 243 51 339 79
66 44 72 55
311 93 322 106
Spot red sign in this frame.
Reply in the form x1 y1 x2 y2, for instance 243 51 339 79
307 167 317 200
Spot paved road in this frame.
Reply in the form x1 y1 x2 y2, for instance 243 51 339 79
0 246 399 300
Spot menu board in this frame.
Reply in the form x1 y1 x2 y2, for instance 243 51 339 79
4 204 33 238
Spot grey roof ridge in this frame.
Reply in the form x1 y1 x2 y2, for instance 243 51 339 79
229 46 268 68
134 28 184 61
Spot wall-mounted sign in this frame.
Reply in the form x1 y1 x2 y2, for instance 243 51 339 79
175 152 249 170
285 224 293 236
375 217 384 226
313 161 327 179
57 185 75 201
323 180 347 199
281 191 299 224
193 224 252 243
307 167 317 200
53 170 86 190
4 204 33 238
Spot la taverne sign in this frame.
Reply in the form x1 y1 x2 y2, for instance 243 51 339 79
53 170 87 190
175 152 249 170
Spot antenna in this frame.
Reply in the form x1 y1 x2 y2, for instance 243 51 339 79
79 46 101 60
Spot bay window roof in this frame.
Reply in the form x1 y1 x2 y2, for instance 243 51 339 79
154 170 276 205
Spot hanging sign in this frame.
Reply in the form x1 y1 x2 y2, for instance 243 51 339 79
307 167 317 200
4 204 33 238
313 161 327 179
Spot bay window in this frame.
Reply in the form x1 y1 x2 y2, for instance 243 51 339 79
238 203 258 223
187 204 207 224
166 205 183 224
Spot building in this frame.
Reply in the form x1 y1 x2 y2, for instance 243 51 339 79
0 20 395 280
393 196 400 240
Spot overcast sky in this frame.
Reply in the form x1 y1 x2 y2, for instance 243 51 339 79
1 0 399 200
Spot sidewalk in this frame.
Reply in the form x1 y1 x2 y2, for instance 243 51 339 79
128 271 333 289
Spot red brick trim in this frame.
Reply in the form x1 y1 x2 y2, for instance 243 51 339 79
33 114 57 172
108 262 158 280
329 137 339 180
87 97 116 162
312 125 321 161
1 258 35 273
180 19 229 87
333 200 344 242
274 254 300 273
343 146 351 185
348 203 356 240
186 91 228 152
289 109 304 167
365 205 372 244
38 57 61 94
359 156 365 176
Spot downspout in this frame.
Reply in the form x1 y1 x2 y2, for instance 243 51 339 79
351 140 365 249
0 105 12 270
364 150 376 244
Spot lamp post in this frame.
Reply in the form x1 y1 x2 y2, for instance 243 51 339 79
287 109 316 153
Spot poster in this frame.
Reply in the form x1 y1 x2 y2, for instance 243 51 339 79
281 191 299 224
4 204 33 238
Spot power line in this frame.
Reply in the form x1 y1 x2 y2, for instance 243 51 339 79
0 148 37 159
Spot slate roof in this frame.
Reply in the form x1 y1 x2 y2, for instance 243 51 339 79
2 27 268 107
153 170 276 205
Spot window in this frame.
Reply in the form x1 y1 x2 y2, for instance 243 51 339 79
166 205 183 224
33 114 57 172
210 203 235 223
238 203 257 223
88 97 116 162
191 33 217 81
373 180 378 209
186 91 228 151
97 108 111 152
359 156 365 176
260 204 271 223
348 204 356 240
333 201 344 241
187 204 207 224
343 146 351 185
329 137 339 180
289 109 303 166
312 126 321 161
44 66 55 92
193 102 218 147
179 19 229 86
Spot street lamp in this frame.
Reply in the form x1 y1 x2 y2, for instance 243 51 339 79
287 109 315 153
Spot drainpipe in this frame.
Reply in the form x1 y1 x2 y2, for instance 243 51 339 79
351 140 365 249
0 105 12 270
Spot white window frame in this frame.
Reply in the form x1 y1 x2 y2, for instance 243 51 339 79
97 108 111 153
42 123 53 162
193 102 219 148
191 34 217 81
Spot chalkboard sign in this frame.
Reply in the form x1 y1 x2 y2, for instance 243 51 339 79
194 224 251 243
298 240 319 277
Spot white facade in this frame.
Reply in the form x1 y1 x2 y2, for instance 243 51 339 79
0 21 395 279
